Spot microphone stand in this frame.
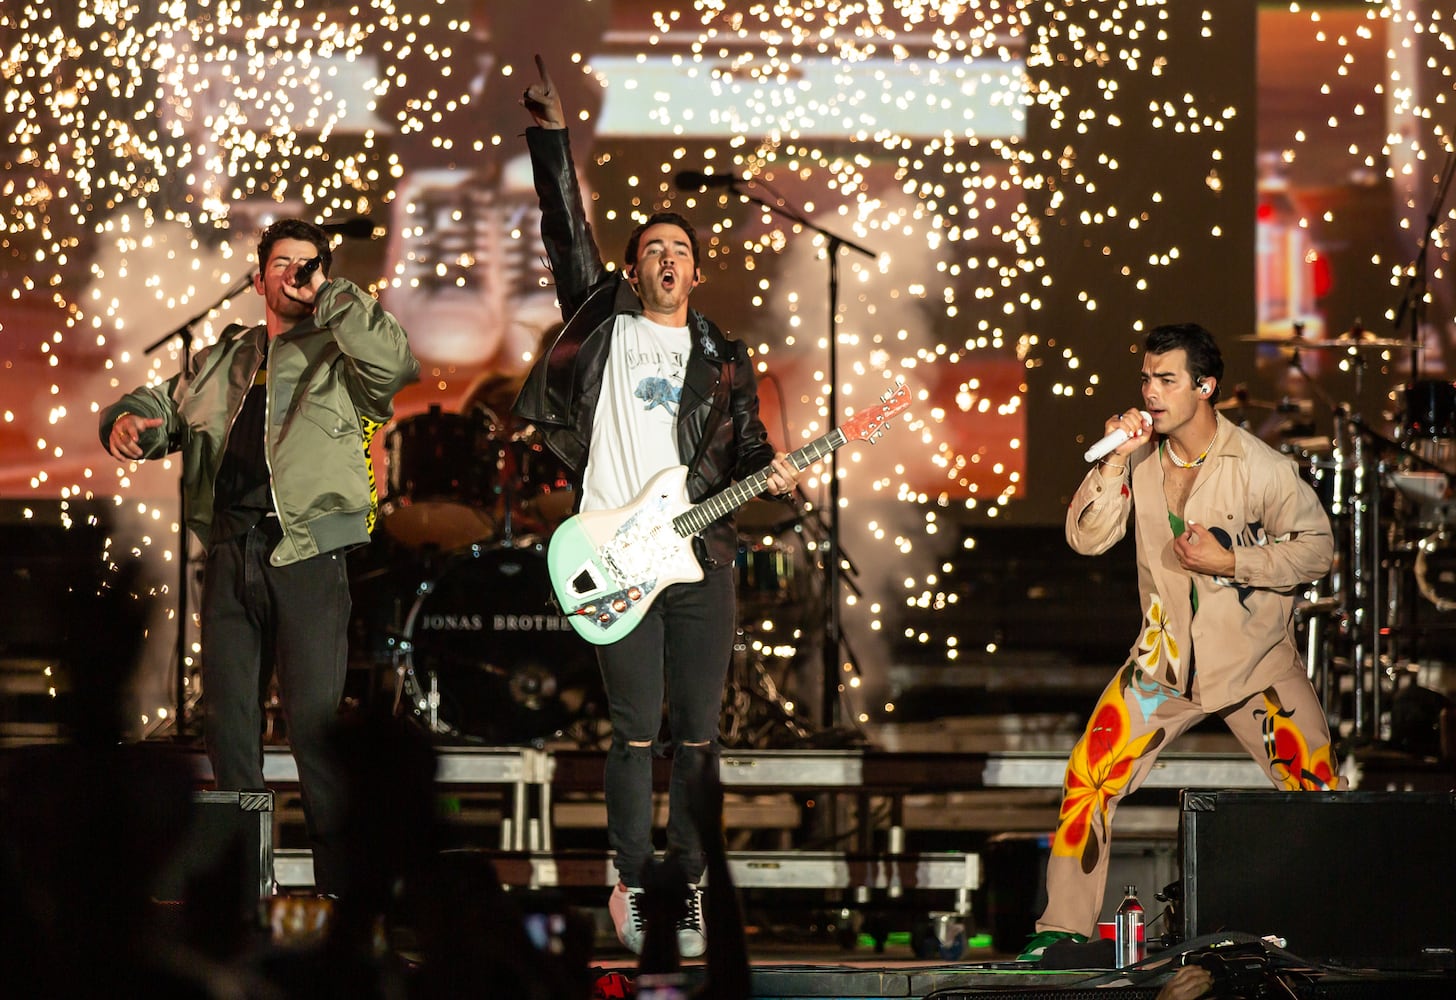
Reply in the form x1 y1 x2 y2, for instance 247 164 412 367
713 178 877 728
143 273 253 736
1393 145 1455 380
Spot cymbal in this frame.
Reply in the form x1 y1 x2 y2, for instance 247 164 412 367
1216 396 1278 411
1303 336 1422 350
1239 334 1421 350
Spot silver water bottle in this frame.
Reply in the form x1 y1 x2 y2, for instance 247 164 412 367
1113 883 1145 968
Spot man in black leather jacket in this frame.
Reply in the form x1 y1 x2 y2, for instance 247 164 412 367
513 56 799 958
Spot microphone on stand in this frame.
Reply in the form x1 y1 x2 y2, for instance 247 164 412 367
320 217 381 239
675 170 741 190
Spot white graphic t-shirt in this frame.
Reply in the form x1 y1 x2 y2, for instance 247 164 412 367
579 313 690 512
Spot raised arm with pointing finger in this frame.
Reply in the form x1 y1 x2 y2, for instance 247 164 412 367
521 54 568 130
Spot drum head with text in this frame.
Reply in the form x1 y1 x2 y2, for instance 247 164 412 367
400 545 600 744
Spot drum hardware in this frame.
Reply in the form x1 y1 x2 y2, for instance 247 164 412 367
722 627 814 749
736 528 815 632
721 508 822 747
1222 392 1312 444
1414 527 1456 613
1295 596 1344 724
1282 339 1397 742
1309 399 1456 743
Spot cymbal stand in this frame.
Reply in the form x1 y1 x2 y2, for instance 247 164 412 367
1289 348 1383 739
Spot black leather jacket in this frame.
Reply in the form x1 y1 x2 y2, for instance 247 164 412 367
512 127 778 569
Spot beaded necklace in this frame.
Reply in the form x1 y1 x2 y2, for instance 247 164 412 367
1165 427 1217 469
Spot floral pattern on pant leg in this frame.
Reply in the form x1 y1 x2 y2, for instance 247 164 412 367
1051 664 1167 874
1257 688 1340 790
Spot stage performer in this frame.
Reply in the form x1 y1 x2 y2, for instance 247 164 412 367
101 218 420 897
513 56 798 957
1020 322 1345 960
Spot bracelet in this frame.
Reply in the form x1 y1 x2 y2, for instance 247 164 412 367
1098 459 1127 473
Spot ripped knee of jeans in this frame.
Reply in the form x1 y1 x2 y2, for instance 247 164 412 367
673 739 720 762
608 734 655 761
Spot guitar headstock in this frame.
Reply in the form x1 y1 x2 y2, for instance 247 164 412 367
841 380 911 444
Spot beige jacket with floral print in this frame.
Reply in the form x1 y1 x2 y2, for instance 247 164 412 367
1066 414 1333 709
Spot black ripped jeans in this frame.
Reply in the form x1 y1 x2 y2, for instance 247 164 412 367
596 566 735 887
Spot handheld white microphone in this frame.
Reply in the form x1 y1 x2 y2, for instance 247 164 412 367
1083 410 1152 463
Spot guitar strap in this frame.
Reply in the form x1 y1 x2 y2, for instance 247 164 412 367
685 357 733 479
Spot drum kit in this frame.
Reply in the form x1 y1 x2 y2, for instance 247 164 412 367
350 402 818 747
1238 330 1456 741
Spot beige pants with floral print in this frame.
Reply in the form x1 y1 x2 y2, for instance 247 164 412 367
1035 661 1344 938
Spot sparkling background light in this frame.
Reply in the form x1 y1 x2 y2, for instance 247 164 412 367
1 1 1452 731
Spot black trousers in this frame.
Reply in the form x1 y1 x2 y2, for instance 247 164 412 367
596 566 735 887
200 517 350 895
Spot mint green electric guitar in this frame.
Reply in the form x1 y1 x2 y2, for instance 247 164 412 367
546 381 912 645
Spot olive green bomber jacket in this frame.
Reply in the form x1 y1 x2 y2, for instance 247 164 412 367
98 278 420 566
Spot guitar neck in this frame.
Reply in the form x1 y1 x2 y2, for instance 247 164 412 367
673 428 846 537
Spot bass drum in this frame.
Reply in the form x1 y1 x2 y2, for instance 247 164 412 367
397 544 600 744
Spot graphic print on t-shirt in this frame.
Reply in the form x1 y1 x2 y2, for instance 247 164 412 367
625 343 684 415
634 375 680 413
580 316 692 513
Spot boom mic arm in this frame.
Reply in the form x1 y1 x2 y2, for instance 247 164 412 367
674 170 740 190
320 217 380 239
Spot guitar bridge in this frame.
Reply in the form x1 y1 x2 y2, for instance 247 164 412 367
573 581 657 632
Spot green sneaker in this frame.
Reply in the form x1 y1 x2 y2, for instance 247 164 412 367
1016 930 1088 961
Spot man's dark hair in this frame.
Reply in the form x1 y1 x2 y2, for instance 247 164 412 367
1145 322 1225 405
623 211 701 273
257 219 332 278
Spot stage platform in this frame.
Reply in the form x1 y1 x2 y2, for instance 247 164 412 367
230 744 1271 854
240 743 1269 916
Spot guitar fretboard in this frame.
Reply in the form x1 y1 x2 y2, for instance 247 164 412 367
673 429 847 537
